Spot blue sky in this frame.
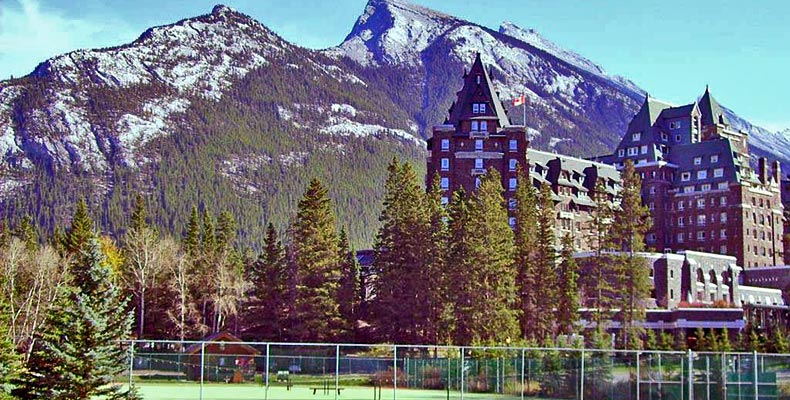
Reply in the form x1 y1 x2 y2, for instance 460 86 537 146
1 0 788 131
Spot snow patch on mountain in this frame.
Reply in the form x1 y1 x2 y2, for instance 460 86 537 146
321 116 424 146
117 97 190 163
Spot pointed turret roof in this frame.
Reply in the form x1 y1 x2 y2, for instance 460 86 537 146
626 94 672 133
447 53 510 128
698 86 729 127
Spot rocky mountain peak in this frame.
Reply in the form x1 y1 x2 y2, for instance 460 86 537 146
331 0 462 66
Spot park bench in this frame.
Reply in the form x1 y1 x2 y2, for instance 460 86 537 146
309 384 344 395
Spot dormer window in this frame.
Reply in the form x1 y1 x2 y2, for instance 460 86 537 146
632 132 641 141
480 121 488 131
471 121 479 131
473 104 479 113
693 157 702 165
661 132 668 141
670 120 681 130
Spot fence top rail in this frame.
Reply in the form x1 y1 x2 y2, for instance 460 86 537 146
121 340 711 355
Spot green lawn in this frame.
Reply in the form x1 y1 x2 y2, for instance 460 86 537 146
130 383 526 400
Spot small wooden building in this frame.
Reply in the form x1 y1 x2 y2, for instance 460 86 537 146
185 331 261 382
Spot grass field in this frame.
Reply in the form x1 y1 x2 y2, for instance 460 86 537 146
130 383 525 400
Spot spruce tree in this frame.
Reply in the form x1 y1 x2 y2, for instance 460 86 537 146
424 173 450 344
533 183 557 343
129 193 147 234
64 198 94 254
337 228 361 337
288 178 344 342
451 170 519 345
445 188 471 342
246 223 287 339
585 179 616 331
13 239 134 399
16 215 38 253
372 160 435 343
513 167 540 341
184 205 201 258
557 234 579 336
611 160 652 349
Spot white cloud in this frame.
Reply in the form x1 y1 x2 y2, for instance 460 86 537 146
0 0 136 79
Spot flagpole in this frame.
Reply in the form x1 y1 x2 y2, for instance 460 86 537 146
522 92 526 126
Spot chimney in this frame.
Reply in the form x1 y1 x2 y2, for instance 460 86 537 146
759 157 769 184
774 160 782 184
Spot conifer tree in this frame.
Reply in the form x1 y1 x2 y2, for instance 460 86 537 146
719 328 733 352
424 173 450 344
372 160 435 343
13 239 134 399
129 193 147 234
246 223 287 339
586 179 616 331
450 170 519 345
16 215 38 253
611 160 652 349
288 178 344 342
533 183 557 343
184 205 201 258
513 167 540 341
64 198 94 254
557 234 579 336
337 228 361 336
445 188 471 342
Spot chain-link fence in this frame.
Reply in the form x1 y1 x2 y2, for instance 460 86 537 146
118 340 790 400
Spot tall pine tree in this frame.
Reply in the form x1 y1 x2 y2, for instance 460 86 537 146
288 178 344 342
450 170 519 345
611 160 652 349
337 228 361 338
557 234 580 336
533 183 557 343
13 239 135 399
64 198 94 255
513 167 540 342
585 179 617 332
245 223 287 340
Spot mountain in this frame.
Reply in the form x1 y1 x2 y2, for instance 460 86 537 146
1 0 787 248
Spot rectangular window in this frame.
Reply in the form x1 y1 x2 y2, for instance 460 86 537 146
509 140 518 152
670 120 681 129
711 154 719 163
683 186 694 193
678 201 685 210
480 121 488 131
713 168 724 178
649 186 656 194
471 121 479 131
678 217 684 226
677 233 684 243
718 182 728 190
720 245 727 254
441 196 449 205
475 158 483 169
508 178 517 191
632 132 641 141
697 231 706 240
618 149 625 157
640 145 648 154
697 170 707 180
508 198 517 210
509 159 517 171
681 172 691 181
661 132 669 141
475 139 483 151
697 199 705 209
440 177 449 190
720 212 727 223
472 104 480 113
508 217 516 228
480 103 486 113
675 134 682 142
441 139 450 151
440 158 449 171
701 184 711 192
628 147 638 156
697 215 706 226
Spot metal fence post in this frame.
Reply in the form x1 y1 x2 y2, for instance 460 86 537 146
265 343 270 400
128 341 134 389
200 342 205 400
580 349 585 400
636 352 640 400
393 346 397 400
521 349 525 400
688 349 693 400
460 347 465 400
335 345 340 400
753 351 758 400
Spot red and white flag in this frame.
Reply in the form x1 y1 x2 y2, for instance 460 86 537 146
512 95 525 106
